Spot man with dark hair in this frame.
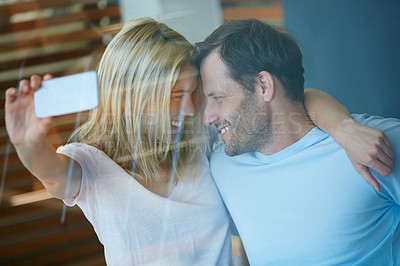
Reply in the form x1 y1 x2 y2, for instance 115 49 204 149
196 18 400 265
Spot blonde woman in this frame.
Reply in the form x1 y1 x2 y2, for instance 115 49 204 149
5 18 393 265
6 18 231 265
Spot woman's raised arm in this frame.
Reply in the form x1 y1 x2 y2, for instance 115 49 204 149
304 88 394 191
5 74 82 199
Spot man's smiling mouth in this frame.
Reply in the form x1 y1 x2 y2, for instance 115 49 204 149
219 125 230 134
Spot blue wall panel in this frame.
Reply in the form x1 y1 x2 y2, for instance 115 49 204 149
282 0 400 118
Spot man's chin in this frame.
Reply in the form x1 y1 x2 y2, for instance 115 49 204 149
224 144 237 157
224 141 249 157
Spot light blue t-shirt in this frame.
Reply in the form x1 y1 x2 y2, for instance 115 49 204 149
210 114 400 265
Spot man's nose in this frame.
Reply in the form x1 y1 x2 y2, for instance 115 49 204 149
203 102 218 126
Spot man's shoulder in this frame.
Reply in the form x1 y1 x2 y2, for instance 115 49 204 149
209 143 254 182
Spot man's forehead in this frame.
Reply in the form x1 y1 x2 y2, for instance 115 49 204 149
200 51 231 93
201 50 223 72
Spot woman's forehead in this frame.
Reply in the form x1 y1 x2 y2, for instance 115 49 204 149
171 66 198 93
179 65 198 79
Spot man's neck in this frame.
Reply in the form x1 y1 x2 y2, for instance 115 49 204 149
258 103 315 156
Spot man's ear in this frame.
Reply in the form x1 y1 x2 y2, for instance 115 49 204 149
257 71 274 102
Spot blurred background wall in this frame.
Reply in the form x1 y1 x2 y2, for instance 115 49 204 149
119 0 223 43
283 0 400 118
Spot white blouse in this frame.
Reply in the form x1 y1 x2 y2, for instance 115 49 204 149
57 143 232 266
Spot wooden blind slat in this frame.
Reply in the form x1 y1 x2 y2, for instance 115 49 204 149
0 71 80 93
222 6 283 20
0 0 101 17
0 5 120 34
1 216 95 255
1 205 81 235
1 227 101 262
0 44 105 71
0 1 121 264
0 24 121 54
21 239 104 266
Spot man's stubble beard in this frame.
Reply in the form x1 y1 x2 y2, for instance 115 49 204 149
225 94 272 156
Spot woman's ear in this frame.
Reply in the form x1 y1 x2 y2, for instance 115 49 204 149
257 71 274 102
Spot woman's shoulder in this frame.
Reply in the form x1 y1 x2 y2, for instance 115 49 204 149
58 142 102 155
56 142 109 166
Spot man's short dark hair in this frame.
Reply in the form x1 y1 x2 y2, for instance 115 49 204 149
196 18 305 102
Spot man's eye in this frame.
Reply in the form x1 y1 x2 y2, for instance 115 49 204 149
213 96 222 101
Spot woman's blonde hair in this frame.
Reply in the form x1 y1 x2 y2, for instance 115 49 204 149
70 18 208 184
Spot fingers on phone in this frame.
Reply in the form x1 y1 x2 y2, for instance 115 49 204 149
30 75 43 90
42 117 53 126
17 75 53 95
43 74 53 81
5 87 18 103
19 79 31 94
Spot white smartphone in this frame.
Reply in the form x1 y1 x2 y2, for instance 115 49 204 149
34 71 99 118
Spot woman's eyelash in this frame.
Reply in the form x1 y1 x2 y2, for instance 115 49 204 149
174 92 190 99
